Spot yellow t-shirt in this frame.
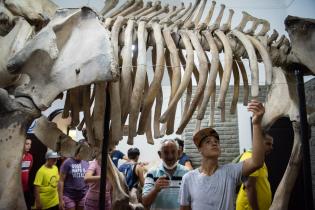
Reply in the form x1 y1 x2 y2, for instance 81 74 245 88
236 151 272 210
34 164 59 209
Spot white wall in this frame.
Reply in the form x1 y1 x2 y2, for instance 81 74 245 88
237 104 252 153
286 0 315 18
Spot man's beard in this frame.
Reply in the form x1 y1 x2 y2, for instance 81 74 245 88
162 160 178 170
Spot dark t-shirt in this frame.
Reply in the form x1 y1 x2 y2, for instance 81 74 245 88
60 158 89 200
179 153 191 166
111 150 125 167
118 162 138 190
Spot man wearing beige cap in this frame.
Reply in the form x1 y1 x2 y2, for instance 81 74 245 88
179 100 266 210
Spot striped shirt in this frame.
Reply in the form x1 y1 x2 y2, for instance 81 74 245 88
143 163 188 210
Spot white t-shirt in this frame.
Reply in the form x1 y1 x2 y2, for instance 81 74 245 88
179 162 243 210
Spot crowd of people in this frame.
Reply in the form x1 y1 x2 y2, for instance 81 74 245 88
22 100 273 210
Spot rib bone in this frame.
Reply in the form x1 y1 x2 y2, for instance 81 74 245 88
69 87 82 127
128 21 148 145
230 60 240 114
83 85 96 146
163 29 181 133
236 59 249 105
165 50 176 135
153 84 163 138
176 30 208 134
196 30 219 121
109 16 125 145
144 75 154 144
247 35 272 85
92 82 106 148
208 87 216 127
160 30 193 124
178 49 193 130
215 30 233 115
138 22 165 134
231 30 259 98
120 19 135 125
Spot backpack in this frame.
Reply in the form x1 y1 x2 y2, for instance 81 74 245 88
118 162 138 191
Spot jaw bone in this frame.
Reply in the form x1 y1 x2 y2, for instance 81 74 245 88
285 15 315 74
7 7 118 110
0 18 33 88
0 89 40 210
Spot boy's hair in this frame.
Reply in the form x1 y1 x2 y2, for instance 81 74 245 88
262 130 273 141
175 138 184 148
26 133 33 140
128 148 140 160
193 127 220 148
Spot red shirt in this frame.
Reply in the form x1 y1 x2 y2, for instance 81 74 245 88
21 152 33 192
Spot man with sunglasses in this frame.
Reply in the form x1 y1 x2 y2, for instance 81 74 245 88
142 139 189 210
179 100 266 210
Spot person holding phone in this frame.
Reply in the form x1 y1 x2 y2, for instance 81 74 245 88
142 139 189 210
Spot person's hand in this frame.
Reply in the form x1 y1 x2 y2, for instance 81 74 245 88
138 161 149 167
248 100 265 125
154 176 170 192
59 200 65 210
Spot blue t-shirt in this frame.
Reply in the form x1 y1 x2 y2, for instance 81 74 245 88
118 162 138 190
111 150 125 167
178 153 191 166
